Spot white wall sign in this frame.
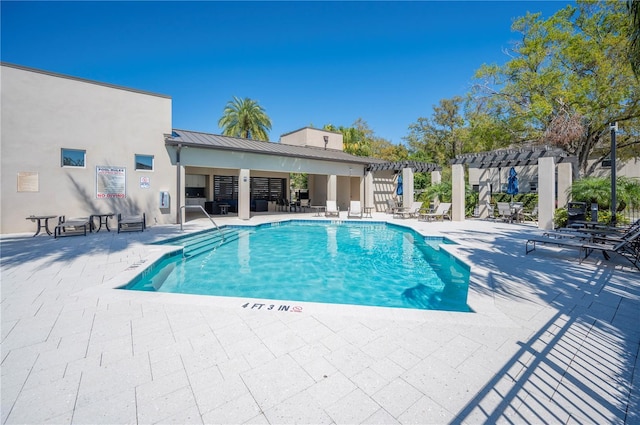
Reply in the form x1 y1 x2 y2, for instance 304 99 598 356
96 166 126 199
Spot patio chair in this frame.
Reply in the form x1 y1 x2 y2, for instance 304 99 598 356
526 228 640 270
325 200 340 217
347 200 363 218
386 199 399 214
397 201 425 219
522 206 538 223
497 202 513 222
418 202 451 222
54 216 90 239
117 213 146 233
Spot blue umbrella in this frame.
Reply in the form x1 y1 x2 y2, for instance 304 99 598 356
506 167 519 199
396 175 403 196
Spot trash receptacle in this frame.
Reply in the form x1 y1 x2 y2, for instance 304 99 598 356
568 202 586 225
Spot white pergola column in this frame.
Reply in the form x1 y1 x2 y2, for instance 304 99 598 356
538 157 556 230
238 168 250 220
478 168 491 218
365 170 374 209
327 174 337 201
402 168 414 209
431 169 442 209
452 163 465 221
557 162 573 209
431 170 441 185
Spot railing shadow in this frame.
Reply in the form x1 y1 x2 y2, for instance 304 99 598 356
443 224 639 424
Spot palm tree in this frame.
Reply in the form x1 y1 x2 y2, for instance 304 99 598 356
218 96 272 140
570 176 640 211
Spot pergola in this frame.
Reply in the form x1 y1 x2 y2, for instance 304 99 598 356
366 161 442 210
450 146 577 229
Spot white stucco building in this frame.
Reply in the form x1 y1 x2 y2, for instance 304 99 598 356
1 63 439 234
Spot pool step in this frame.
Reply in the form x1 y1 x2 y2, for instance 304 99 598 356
159 228 244 259
182 228 256 259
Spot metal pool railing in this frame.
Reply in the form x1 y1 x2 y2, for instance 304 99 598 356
179 205 225 241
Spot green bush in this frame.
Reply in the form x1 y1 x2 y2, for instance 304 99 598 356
554 208 568 228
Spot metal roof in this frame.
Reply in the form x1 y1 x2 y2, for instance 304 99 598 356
166 129 441 173
450 146 577 168
166 129 387 166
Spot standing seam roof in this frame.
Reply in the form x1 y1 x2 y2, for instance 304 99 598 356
166 129 387 165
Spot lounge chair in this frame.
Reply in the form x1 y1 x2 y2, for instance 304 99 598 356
526 228 640 270
117 213 146 233
497 202 514 222
325 201 340 217
522 206 538 223
54 216 90 239
418 203 451 222
395 201 425 219
386 199 399 214
347 201 363 218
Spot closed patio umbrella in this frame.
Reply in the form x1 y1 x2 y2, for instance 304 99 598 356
396 174 403 196
506 167 519 201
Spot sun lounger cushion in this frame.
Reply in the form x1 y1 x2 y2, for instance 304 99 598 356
117 213 146 233
54 217 90 239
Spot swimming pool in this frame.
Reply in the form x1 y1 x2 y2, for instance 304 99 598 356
123 221 471 312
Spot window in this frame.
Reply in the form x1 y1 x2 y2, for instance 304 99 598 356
135 154 154 171
214 175 286 201
61 149 85 167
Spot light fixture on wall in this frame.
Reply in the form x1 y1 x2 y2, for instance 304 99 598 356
324 135 328 150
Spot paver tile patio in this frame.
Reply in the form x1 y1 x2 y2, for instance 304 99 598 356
1 213 638 424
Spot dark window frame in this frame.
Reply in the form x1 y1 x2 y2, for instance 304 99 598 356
61 148 86 168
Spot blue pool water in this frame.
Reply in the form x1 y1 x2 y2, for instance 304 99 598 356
123 221 471 312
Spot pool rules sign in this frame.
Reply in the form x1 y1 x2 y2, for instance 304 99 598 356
96 166 126 199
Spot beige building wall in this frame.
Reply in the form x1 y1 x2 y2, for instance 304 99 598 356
1 64 173 234
279 127 343 150
588 157 640 179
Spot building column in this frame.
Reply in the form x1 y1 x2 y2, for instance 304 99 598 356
327 174 337 201
365 170 374 209
431 170 441 186
238 168 250 220
557 162 573 209
452 163 465 221
538 157 555 230
402 168 414 209
478 168 491 218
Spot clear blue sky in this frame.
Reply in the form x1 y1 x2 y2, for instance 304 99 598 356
2 1 569 144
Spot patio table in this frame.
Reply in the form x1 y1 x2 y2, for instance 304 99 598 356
25 215 57 236
90 212 115 232
310 205 325 217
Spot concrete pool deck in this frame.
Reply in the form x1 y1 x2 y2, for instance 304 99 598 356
1 212 638 424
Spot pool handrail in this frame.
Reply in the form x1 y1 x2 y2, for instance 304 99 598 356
179 205 225 241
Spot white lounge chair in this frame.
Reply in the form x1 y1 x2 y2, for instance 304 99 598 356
395 201 425 219
347 201 363 218
418 203 451 221
386 199 399 214
522 206 538 223
325 200 340 217
497 202 514 222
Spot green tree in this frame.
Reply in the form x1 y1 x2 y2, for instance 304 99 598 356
324 118 373 157
472 1 640 176
370 137 409 162
629 0 640 77
405 96 468 165
218 96 272 140
570 176 640 211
